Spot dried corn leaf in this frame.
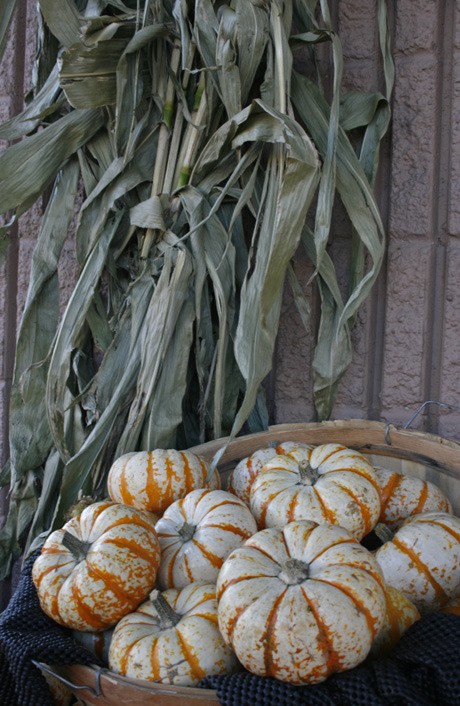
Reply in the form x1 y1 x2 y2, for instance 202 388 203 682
0 64 63 141
0 0 18 63
0 0 393 579
0 108 104 218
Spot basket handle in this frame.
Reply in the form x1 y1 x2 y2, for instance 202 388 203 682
403 400 460 429
32 660 104 697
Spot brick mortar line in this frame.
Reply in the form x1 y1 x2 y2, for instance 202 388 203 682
422 0 455 435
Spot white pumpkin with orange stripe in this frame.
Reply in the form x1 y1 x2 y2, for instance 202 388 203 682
249 443 381 540
108 583 239 685
369 585 420 658
227 441 313 506
217 520 386 684
32 501 161 631
442 594 460 616
375 511 460 613
155 488 257 589
107 449 220 515
375 466 452 530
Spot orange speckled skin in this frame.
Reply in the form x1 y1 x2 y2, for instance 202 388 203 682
442 595 460 616
32 501 160 631
109 582 239 685
155 488 257 589
42 672 73 706
227 442 313 506
375 467 452 530
250 443 381 541
217 521 386 685
375 511 460 613
369 585 420 658
107 449 220 515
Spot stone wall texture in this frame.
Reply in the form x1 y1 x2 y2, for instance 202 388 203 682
275 1 460 441
1 0 459 474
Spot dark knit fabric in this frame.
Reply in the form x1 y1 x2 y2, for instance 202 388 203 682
200 612 460 706
1 552 459 706
0 552 100 706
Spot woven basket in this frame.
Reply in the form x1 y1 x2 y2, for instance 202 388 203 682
43 420 460 706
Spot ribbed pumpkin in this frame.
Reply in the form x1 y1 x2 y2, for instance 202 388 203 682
368 585 420 658
107 449 220 515
109 583 239 685
375 466 452 530
155 488 257 589
72 627 114 664
441 595 460 616
227 441 312 506
41 672 72 706
249 443 381 540
32 501 160 631
217 520 386 685
375 511 460 613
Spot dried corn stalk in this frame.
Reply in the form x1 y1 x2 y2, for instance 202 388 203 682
0 0 393 578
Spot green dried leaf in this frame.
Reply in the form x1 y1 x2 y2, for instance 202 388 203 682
59 38 130 108
0 64 63 141
8 159 81 479
292 72 386 418
0 0 18 63
198 100 320 441
46 209 124 462
39 0 82 48
0 108 104 217
0 0 393 579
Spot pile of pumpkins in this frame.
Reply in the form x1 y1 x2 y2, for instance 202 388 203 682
32 441 460 691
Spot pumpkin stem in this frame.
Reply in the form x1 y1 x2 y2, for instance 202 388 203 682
177 521 196 542
373 522 394 545
278 558 310 585
297 460 318 485
62 531 92 562
150 589 181 628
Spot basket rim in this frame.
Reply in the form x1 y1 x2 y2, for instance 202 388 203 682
43 662 219 703
188 419 460 476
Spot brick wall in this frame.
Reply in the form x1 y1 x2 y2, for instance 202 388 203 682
274 1 460 441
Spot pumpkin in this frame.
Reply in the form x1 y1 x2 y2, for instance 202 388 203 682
441 595 460 616
109 583 239 685
32 501 160 631
375 466 452 530
249 443 381 540
227 441 313 506
368 585 420 658
40 671 72 706
155 488 257 589
107 448 220 515
217 520 386 685
72 627 114 664
375 511 460 613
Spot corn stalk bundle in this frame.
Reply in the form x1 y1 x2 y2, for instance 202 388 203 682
0 0 393 578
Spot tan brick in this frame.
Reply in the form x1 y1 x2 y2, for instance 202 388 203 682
394 0 438 54
448 51 460 236
341 59 381 94
0 13 18 97
380 241 432 417
456 1 460 51
58 240 79 315
339 3 378 62
389 54 437 238
274 252 316 423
